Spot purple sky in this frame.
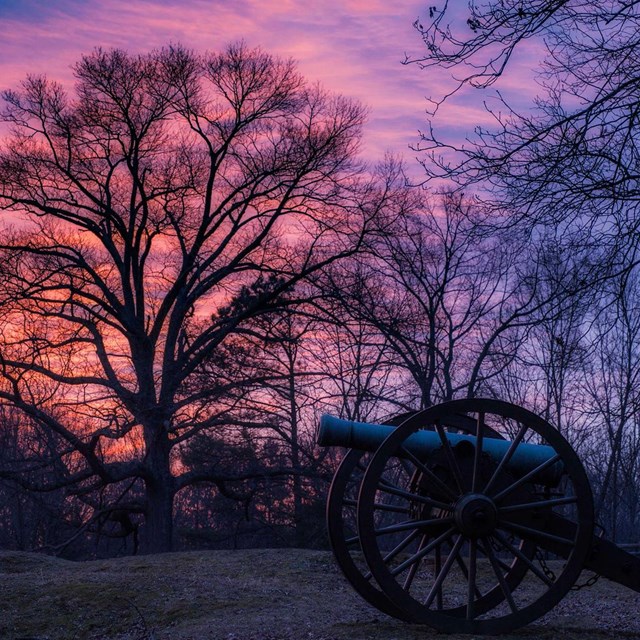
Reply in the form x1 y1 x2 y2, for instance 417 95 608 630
0 1 540 174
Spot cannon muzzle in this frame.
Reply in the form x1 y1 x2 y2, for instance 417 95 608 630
318 414 562 484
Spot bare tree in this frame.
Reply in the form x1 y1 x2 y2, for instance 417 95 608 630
409 2 640 536
0 43 388 553
325 190 561 408
489 244 596 436
410 0 640 268
583 270 640 538
313 312 400 421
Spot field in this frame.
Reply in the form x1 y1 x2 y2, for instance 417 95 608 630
1 548 640 640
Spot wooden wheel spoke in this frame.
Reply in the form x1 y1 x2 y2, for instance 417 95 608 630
483 423 528 495
498 496 578 514
480 537 519 614
344 533 360 546
492 553 515 574
453 543 482 600
403 534 430 590
399 445 458 501
374 516 453 537
434 420 465 494
492 454 562 502
466 538 478 620
424 535 464 608
471 412 485 492
492 530 554 586
390 526 456 576
374 501 411 514
499 520 575 548
435 543 443 609
377 483 453 511
363 530 424 580
382 529 421 564
345 497 410 514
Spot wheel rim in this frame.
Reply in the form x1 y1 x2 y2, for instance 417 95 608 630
327 448 411 620
357 398 594 635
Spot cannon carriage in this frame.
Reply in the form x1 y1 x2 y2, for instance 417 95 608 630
318 398 640 634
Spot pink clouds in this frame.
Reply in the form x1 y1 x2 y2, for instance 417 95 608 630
0 1 540 173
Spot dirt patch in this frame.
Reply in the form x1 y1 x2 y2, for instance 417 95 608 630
1 549 640 640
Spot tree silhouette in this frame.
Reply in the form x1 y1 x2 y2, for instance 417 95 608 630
411 0 640 268
0 43 387 552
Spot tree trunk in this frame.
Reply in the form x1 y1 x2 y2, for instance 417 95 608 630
288 361 306 547
142 424 175 554
144 478 175 553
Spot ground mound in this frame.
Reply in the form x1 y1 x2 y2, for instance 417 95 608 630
1 548 639 639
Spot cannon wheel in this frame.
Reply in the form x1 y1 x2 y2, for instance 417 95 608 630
327 411 418 620
326 410 534 621
327 448 411 620
357 398 594 635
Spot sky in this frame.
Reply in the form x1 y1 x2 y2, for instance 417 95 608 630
0 0 540 176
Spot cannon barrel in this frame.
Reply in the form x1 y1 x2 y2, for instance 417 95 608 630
318 414 563 484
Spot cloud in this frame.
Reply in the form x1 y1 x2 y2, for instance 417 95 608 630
0 0 541 168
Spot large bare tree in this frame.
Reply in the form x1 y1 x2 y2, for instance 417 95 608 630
0 43 386 553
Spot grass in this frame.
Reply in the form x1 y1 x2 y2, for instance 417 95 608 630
1 548 640 640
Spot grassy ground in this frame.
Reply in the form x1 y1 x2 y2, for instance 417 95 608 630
1 548 640 640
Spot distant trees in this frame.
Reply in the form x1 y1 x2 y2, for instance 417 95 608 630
466 250 640 542
0 408 70 551
177 307 330 548
0 43 393 553
583 272 640 538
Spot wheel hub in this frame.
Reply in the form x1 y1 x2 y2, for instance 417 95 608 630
454 493 498 537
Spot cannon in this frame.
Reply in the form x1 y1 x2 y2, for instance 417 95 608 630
318 399 640 634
